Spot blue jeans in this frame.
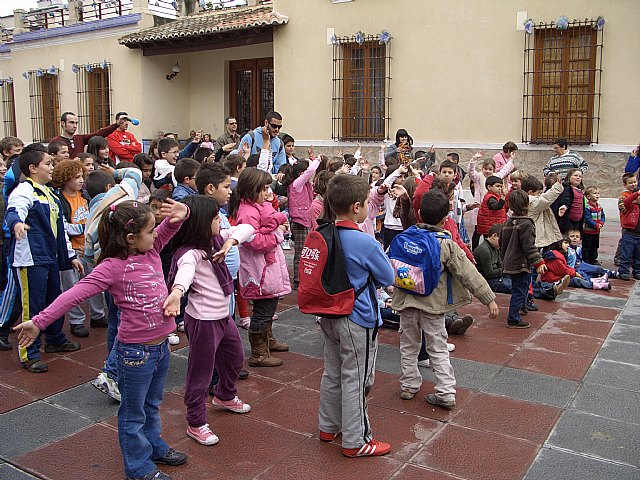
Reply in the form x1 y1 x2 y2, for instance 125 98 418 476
618 232 640 276
577 262 605 277
116 339 171 479
103 292 121 380
487 276 512 294
508 272 529 324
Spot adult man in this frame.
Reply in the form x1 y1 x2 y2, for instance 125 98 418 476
49 112 120 159
543 138 588 179
237 111 286 174
214 116 240 158
106 112 142 164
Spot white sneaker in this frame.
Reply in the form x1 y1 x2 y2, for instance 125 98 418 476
176 321 185 332
281 239 291 250
168 333 180 345
447 343 455 352
417 359 430 368
92 372 121 402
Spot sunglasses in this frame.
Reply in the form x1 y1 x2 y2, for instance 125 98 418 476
268 122 282 130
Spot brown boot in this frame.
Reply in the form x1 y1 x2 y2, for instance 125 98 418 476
248 330 283 367
267 322 289 352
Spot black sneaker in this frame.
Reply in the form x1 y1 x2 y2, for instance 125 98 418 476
44 341 81 353
90 317 109 328
0 336 12 351
525 296 539 311
454 315 473 335
21 359 49 373
519 306 529 316
70 324 89 338
153 448 187 466
238 369 249 380
507 321 530 329
127 470 172 480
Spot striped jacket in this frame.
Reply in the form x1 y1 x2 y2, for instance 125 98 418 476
583 200 605 235
543 150 588 179
5 178 75 268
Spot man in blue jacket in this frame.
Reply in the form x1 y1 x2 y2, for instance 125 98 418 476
237 111 286 174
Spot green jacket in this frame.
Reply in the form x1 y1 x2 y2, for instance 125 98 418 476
473 240 503 280
392 225 495 315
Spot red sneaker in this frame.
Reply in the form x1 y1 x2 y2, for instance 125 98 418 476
319 431 340 442
342 439 391 457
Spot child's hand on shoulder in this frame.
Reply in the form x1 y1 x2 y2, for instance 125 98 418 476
12 320 40 348
160 198 188 223
163 288 183 317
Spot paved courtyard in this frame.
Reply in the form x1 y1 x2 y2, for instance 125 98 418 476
1 224 639 479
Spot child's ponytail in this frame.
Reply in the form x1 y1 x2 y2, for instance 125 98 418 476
282 160 309 189
97 200 152 263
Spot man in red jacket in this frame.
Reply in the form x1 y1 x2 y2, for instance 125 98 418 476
106 112 142 164
50 112 122 159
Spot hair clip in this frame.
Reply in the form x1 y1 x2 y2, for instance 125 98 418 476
132 202 138 208
110 204 117 212
124 219 134 229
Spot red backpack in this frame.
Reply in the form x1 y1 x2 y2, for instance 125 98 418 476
298 220 368 318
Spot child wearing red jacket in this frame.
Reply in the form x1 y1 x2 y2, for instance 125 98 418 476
617 185 640 280
475 176 507 237
540 238 578 283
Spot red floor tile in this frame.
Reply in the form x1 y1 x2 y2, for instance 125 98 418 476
0 350 23 375
230 370 288 404
0 383 37 413
13 424 123 480
557 303 620 321
525 331 603 358
507 347 594 381
378 329 401 348
368 405 443 462
255 435 403 480
412 424 539 480
393 464 462 480
244 352 324 385
62 343 109 370
449 335 519 366
2 357 99 399
293 366 324 391
249 384 320 435
368 379 475 422
542 316 614 339
451 392 562 444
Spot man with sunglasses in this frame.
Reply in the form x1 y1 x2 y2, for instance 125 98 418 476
214 116 241 159
237 111 287 174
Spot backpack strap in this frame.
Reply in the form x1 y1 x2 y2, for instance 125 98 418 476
248 130 255 152
446 270 453 305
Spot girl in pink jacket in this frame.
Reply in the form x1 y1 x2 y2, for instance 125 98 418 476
282 155 321 288
230 167 291 367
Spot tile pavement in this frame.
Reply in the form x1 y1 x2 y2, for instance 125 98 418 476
0 227 639 479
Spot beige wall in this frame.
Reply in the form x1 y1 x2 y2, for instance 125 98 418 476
273 0 640 147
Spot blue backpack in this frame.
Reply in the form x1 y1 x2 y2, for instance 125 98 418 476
388 225 452 303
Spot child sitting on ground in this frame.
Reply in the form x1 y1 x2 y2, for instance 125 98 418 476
473 223 512 294
392 188 498 408
566 228 617 286
539 236 588 288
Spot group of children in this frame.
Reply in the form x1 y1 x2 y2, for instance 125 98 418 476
1 124 639 478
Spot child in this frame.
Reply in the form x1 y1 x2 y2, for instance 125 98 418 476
77 152 97 177
311 170 334 229
200 133 215 150
150 189 173 279
566 228 616 288
282 134 298 165
14 200 189 480
392 188 498 407
282 155 321 288
86 136 112 167
222 154 246 193
615 173 638 267
0 136 24 161
617 177 640 281
475 176 506 239
230 167 291 367
467 152 515 250
500 189 548 328
47 141 70 166
380 163 408 249
473 223 512 294
317 174 395 457
133 153 155 204
172 158 200 201
5 144 84 372
164 195 254 446
493 141 518 171
154 137 180 189
539 236 583 286
552 168 584 234
53 159 107 338
522 174 564 250
582 185 605 264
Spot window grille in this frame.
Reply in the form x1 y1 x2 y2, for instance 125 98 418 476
332 35 391 142
76 63 112 134
29 72 60 143
523 19 603 144
0 80 17 137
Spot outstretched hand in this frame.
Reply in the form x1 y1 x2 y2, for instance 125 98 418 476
13 321 41 348
486 300 499 318
163 289 182 317
212 239 237 263
160 198 188 223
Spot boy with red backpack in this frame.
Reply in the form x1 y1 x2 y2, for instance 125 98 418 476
391 189 499 409
300 174 394 458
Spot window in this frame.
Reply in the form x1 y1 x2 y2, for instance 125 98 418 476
523 20 603 144
332 36 390 141
229 58 274 134
29 72 60 143
0 79 17 137
76 63 112 134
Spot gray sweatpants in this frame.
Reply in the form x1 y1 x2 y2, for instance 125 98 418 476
318 317 377 449
59 257 107 325
399 308 456 402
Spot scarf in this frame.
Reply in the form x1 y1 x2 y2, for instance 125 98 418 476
167 234 234 297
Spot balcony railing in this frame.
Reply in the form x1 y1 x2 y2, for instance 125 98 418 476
79 0 134 22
